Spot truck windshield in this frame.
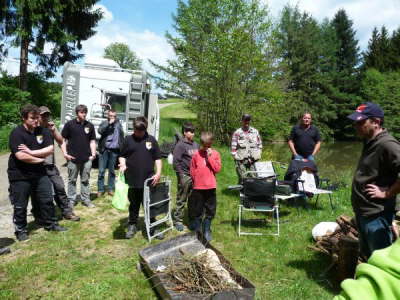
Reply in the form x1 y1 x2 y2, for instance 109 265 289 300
106 93 127 121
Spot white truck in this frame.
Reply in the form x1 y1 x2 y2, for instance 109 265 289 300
60 58 159 139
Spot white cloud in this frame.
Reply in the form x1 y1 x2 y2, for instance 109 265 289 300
80 8 174 87
264 0 400 50
93 4 113 23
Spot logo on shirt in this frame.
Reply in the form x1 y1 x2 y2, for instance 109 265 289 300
146 141 152 150
84 126 90 134
36 135 43 144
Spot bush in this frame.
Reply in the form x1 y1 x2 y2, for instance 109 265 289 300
0 125 15 152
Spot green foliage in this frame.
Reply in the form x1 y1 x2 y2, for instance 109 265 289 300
0 125 15 152
275 5 339 139
0 75 30 126
360 69 400 139
103 42 142 70
0 73 62 127
151 0 276 143
1 0 103 89
363 26 394 72
330 9 361 139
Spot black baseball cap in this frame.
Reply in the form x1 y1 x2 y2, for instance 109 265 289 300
241 114 251 121
347 102 384 122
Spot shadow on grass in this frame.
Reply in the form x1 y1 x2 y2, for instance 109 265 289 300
113 217 152 240
0 237 14 248
287 253 341 294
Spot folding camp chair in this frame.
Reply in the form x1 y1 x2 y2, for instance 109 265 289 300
238 173 279 236
143 176 173 242
297 169 334 209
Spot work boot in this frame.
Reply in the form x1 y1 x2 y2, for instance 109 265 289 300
174 222 184 232
63 212 80 222
16 231 29 242
83 201 96 208
202 218 212 242
0 247 11 256
189 218 201 233
45 224 68 232
150 228 164 240
126 224 137 239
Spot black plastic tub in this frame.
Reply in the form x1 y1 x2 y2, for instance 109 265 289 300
139 232 256 300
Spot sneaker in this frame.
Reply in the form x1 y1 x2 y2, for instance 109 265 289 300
97 192 104 198
45 224 68 232
0 247 11 256
63 213 80 222
108 191 114 196
16 231 30 242
174 223 184 232
83 201 96 208
126 224 137 239
150 228 165 240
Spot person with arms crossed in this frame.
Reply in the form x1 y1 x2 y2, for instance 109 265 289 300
8 104 67 242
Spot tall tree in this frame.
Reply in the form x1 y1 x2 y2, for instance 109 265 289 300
275 5 338 138
151 0 275 143
103 42 141 69
388 28 400 71
2 0 102 90
363 26 391 72
331 9 361 139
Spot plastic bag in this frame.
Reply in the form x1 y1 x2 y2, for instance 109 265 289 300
312 222 339 240
112 172 129 211
167 153 173 165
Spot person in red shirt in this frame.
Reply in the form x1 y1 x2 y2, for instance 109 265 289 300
189 132 221 242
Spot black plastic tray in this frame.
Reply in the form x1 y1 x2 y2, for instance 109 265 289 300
139 232 255 299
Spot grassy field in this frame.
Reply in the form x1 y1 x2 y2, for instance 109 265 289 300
0 103 354 299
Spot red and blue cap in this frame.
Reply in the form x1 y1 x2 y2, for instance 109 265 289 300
347 102 384 122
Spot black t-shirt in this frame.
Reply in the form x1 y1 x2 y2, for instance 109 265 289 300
120 133 161 188
289 125 321 157
61 119 96 163
8 125 53 181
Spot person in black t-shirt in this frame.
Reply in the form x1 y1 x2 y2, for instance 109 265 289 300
30 106 80 222
61 105 96 208
8 104 67 242
288 112 321 161
119 116 163 240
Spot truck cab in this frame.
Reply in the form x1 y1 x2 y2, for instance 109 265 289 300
60 58 159 139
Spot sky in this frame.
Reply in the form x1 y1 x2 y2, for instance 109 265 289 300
2 0 400 83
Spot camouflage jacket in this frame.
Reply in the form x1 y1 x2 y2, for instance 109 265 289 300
231 126 262 161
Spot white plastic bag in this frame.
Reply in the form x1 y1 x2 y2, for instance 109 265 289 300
167 153 173 165
312 222 339 240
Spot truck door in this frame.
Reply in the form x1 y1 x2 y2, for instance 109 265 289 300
147 94 159 140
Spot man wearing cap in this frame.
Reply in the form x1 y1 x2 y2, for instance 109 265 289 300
288 112 321 161
348 102 400 258
231 114 262 182
31 106 80 221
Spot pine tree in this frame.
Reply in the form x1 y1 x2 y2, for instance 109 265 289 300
363 26 391 72
2 0 103 90
330 9 361 139
388 28 400 70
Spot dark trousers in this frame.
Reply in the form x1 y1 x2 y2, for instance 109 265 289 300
97 149 119 192
188 189 217 220
9 176 57 233
32 166 72 219
128 188 155 225
173 173 193 224
356 210 394 258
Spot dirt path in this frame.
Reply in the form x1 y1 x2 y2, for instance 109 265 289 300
0 102 176 243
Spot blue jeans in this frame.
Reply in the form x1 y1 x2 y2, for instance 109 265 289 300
97 149 118 192
356 211 394 258
294 154 314 161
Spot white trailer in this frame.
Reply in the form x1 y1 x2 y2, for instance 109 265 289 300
60 58 159 139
